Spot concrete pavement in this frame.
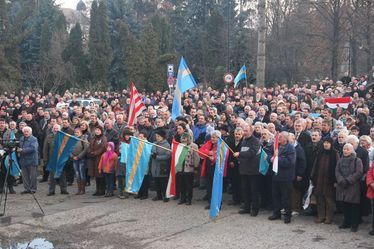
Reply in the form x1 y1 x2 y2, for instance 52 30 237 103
0 181 373 249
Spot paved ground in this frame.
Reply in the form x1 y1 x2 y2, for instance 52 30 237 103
0 180 374 249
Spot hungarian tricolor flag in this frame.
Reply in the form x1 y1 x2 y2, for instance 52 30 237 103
324 97 351 109
272 132 279 174
166 140 190 198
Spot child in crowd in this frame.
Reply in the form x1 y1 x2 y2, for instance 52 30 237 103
98 142 118 197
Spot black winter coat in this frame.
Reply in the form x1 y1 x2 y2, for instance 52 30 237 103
238 136 261 175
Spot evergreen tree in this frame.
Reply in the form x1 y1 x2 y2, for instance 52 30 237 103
120 21 145 88
88 0 112 88
63 23 90 86
140 24 162 92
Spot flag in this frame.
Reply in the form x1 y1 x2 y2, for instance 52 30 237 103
4 130 21 177
128 82 146 126
210 138 229 219
120 142 129 163
4 152 21 177
324 97 351 109
125 137 153 193
272 132 279 174
259 149 269 175
46 131 79 178
234 65 247 88
171 57 197 120
166 140 190 198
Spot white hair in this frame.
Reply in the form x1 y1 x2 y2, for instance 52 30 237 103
22 126 32 134
343 143 356 156
346 135 359 146
211 130 222 138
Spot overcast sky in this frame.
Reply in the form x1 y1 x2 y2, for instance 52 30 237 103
56 0 79 9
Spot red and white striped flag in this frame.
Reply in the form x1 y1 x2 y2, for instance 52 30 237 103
128 83 146 126
324 97 351 109
272 132 279 174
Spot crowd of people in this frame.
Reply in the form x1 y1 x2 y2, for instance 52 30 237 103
0 75 374 235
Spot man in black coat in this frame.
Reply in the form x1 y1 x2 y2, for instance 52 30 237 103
234 124 261 216
226 127 243 205
294 119 312 150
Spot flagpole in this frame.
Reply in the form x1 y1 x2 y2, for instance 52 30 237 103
58 131 90 144
130 136 210 158
245 64 248 88
220 137 235 154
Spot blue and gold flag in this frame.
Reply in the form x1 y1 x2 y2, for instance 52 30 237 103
210 138 229 219
259 149 269 175
46 131 79 179
171 57 197 120
234 65 247 88
125 137 153 193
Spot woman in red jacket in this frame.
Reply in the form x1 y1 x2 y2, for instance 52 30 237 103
198 130 220 210
366 163 374 235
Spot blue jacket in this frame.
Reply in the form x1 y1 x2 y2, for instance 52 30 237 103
273 143 296 181
19 135 39 167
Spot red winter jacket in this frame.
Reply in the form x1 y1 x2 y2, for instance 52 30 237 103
366 165 374 199
198 140 228 177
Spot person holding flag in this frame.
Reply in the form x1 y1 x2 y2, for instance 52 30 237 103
178 132 200 205
151 129 171 202
268 132 296 224
198 130 221 210
233 124 261 216
234 65 247 88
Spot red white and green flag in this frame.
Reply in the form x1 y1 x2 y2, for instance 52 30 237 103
324 97 351 109
166 139 190 198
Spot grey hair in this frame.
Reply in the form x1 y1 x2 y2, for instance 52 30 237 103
346 135 359 146
234 127 243 133
211 130 222 138
343 143 356 156
22 126 32 134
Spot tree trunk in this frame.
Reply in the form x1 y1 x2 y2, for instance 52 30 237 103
256 0 266 87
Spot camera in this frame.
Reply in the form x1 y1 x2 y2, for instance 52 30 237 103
0 139 20 152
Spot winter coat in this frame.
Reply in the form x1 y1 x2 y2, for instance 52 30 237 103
151 139 171 177
192 124 207 146
98 153 118 174
87 135 107 178
238 135 261 175
272 143 296 182
311 149 339 198
335 155 363 204
43 132 56 164
182 143 200 173
19 135 39 167
198 140 228 177
71 136 89 160
105 128 119 148
296 131 312 151
366 166 374 199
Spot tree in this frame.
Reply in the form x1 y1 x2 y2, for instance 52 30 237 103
140 24 162 91
88 0 112 88
63 23 90 86
256 0 266 87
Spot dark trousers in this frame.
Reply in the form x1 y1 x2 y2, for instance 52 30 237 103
0 162 15 191
272 180 293 217
104 173 114 192
260 174 272 208
241 174 261 211
95 177 105 194
175 172 182 198
154 177 168 199
342 202 360 228
138 175 149 197
117 176 125 194
42 163 49 181
180 173 194 202
206 165 215 203
65 160 75 184
228 166 241 203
